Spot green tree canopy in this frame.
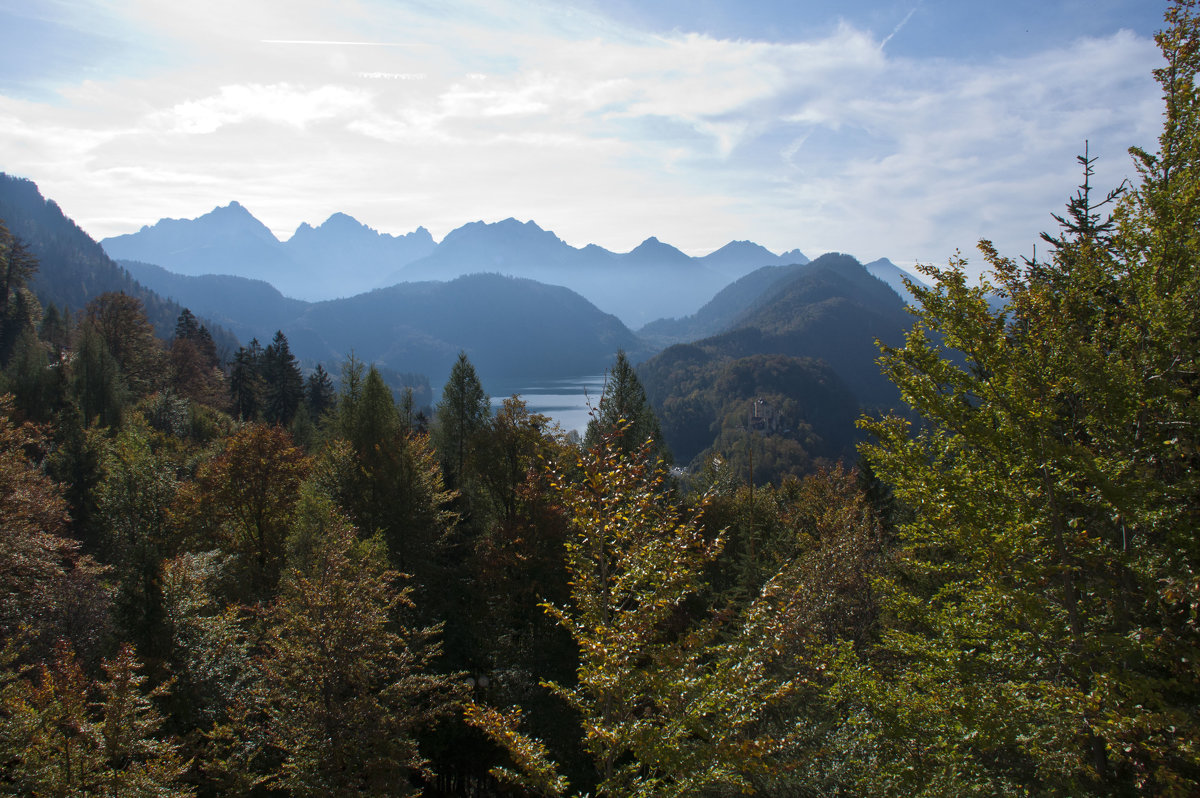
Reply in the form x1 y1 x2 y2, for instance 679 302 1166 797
850 5 1200 793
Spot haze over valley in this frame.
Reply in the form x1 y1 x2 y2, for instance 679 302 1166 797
2 171 922 473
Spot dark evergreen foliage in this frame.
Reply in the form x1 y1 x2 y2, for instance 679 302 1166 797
261 330 303 426
229 338 264 421
304 363 336 419
434 352 490 489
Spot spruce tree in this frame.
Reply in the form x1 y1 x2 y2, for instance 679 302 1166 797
262 330 303 426
304 363 336 419
0 221 38 367
229 339 264 421
434 351 490 489
584 350 667 461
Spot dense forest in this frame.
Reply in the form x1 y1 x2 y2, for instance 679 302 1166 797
1 3 1199 796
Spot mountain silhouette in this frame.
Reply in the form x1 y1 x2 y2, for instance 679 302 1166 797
101 205 810 326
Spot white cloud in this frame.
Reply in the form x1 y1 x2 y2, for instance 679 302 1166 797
158 83 373 134
0 0 1164 268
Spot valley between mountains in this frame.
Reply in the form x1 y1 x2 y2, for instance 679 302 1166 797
2 172 922 478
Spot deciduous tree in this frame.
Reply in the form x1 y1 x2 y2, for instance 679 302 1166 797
172 423 310 601
258 498 458 796
469 433 793 796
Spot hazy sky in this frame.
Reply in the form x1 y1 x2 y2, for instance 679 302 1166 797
0 1 1166 269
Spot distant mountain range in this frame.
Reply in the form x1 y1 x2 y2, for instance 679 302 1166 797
100 203 816 327
0 173 649 384
101 202 436 302
2 170 931 476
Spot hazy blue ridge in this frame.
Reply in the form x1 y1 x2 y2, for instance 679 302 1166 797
101 204 811 328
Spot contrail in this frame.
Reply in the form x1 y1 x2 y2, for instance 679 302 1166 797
880 5 919 51
261 39 427 47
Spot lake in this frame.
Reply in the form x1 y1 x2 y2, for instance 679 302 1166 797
486 375 608 436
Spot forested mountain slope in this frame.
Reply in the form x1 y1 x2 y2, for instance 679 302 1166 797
284 273 648 381
714 252 911 407
638 261 811 344
0 174 236 351
124 255 647 381
638 252 913 476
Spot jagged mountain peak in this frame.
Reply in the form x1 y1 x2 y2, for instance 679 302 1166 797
778 248 810 265
207 199 264 224
437 217 566 252
628 236 689 261
141 199 277 241
708 239 776 256
863 257 925 305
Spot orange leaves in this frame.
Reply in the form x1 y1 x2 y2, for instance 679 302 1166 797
172 423 310 599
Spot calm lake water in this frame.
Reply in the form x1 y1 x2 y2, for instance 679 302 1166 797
486 375 607 436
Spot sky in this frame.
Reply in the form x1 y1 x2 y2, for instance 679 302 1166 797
0 0 1168 270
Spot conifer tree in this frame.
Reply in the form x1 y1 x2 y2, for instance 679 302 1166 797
850 4 1200 793
584 350 667 462
229 339 264 421
0 221 39 367
262 330 303 426
324 363 455 580
304 363 336 419
71 320 126 428
434 351 490 489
